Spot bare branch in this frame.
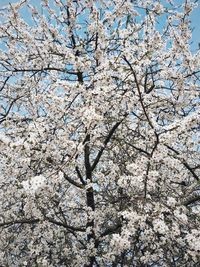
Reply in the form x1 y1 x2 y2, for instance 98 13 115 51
0 218 39 228
165 145 199 181
62 170 84 189
91 119 125 171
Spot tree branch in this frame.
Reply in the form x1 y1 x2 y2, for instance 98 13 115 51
46 217 86 232
123 56 154 129
61 169 84 188
101 222 122 237
183 194 200 206
76 166 86 185
165 145 199 181
0 218 39 228
91 119 124 171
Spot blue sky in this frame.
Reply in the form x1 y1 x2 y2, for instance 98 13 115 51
0 0 199 50
190 2 200 51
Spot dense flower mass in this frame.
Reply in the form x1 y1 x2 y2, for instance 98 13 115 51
0 0 200 266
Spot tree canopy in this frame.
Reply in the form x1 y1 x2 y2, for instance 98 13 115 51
0 0 200 266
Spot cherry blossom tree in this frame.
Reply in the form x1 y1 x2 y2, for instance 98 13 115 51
0 0 200 266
